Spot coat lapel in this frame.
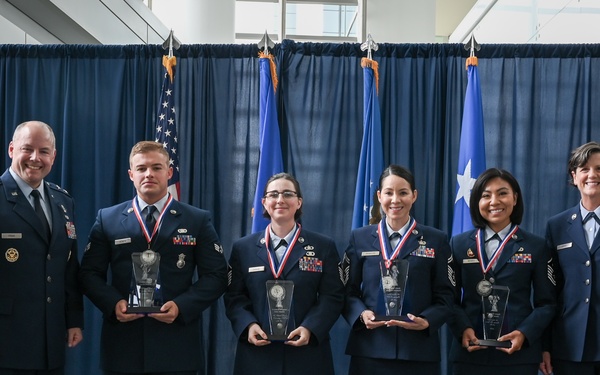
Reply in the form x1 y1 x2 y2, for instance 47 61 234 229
566 207 590 256
282 232 308 277
121 202 149 250
256 234 270 267
1 171 48 242
492 229 523 274
152 202 181 250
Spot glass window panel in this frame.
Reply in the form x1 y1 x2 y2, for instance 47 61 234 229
235 2 280 36
285 3 357 38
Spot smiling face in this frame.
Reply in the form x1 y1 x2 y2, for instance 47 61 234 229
8 122 56 188
377 174 417 231
572 152 600 210
478 177 518 233
261 177 302 225
128 150 173 204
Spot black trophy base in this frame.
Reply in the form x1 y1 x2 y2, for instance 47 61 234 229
470 339 512 348
373 314 412 322
265 334 290 342
126 306 164 314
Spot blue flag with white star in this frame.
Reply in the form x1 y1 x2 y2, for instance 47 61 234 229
352 59 384 230
251 55 284 233
452 61 486 236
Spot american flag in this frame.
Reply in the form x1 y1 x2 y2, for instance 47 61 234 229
155 55 180 200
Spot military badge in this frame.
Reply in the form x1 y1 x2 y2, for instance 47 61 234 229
5 248 19 262
176 253 186 269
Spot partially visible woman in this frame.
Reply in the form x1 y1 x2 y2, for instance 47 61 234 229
449 168 556 375
225 173 344 375
343 164 455 375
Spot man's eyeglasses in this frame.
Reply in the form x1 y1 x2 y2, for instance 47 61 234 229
264 190 298 200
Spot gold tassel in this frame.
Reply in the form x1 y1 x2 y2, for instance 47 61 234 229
361 57 379 95
465 56 478 70
258 51 278 93
163 55 177 83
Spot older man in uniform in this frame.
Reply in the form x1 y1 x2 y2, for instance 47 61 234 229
0 121 83 374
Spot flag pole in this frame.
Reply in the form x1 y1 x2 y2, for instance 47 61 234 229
251 31 284 233
451 34 486 236
155 30 182 200
352 34 384 230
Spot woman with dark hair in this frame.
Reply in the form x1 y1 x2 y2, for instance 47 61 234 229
343 164 456 375
449 168 556 375
225 173 344 375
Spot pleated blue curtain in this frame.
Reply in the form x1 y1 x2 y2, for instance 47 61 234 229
1 42 600 375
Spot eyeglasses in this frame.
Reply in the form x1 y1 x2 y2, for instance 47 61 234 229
264 190 298 200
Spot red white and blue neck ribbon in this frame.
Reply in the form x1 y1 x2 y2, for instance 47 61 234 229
476 225 519 274
378 217 417 269
265 223 301 279
132 194 174 247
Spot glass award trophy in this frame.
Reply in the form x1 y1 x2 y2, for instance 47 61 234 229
374 259 410 321
476 284 511 348
265 280 294 340
127 250 163 313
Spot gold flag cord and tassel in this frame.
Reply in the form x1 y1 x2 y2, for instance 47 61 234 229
163 55 177 83
361 57 379 95
258 51 278 93
465 56 478 70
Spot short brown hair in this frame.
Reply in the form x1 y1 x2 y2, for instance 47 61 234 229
129 141 169 166
568 142 600 185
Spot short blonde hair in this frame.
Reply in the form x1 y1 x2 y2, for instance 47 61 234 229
129 141 169 166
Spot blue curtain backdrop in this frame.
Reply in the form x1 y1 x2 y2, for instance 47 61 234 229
1 41 599 375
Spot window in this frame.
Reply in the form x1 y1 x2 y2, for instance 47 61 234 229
235 0 361 43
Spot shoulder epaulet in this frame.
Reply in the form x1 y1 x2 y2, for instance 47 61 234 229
46 182 72 197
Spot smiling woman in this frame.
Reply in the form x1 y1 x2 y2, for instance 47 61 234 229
448 168 556 375
343 164 455 375
225 172 344 375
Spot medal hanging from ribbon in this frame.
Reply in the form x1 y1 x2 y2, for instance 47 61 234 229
265 223 302 279
377 218 416 269
475 226 518 298
475 225 518 275
132 194 174 248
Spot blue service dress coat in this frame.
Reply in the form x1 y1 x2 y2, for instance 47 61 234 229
545 206 600 362
343 222 455 363
79 197 228 373
225 227 344 375
449 227 556 366
0 170 83 371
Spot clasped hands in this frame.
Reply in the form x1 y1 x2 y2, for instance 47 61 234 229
114 299 179 324
247 323 311 347
461 327 525 354
360 310 429 330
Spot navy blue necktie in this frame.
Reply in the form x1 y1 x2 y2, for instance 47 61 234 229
31 190 50 240
274 239 287 263
486 233 501 243
145 205 157 232
583 212 600 225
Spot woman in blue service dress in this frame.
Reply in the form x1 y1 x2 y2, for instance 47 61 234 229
225 173 344 375
449 168 556 375
343 164 456 375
